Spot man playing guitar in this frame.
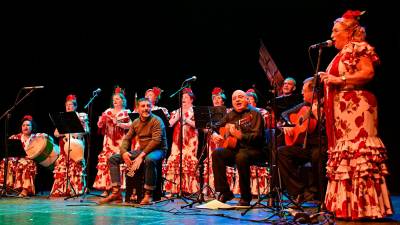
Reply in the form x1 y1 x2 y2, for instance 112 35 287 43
271 77 326 204
211 90 266 206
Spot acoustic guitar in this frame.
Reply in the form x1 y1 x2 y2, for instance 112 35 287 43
218 114 253 149
284 105 317 146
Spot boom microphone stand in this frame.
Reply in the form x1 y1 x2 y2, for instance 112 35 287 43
155 77 195 204
306 45 327 211
76 89 103 201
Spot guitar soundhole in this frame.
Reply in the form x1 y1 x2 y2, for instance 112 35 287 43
299 117 303 125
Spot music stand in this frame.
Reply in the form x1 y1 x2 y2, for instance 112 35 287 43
2 139 26 158
0 139 27 196
49 111 84 199
181 106 226 208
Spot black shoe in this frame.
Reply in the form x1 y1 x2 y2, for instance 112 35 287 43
218 191 234 203
237 199 250 206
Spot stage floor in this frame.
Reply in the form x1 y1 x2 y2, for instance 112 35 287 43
0 192 399 224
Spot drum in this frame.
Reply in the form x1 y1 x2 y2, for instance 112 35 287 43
26 136 60 170
63 137 84 162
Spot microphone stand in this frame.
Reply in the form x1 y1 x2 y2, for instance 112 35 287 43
304 46 327 211
0 89 37 197
79 91 103 201
156 80 193 204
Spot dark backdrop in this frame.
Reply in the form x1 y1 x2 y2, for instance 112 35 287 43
1 1 399 194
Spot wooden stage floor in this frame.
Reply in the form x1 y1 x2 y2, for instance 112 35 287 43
0 192 399 224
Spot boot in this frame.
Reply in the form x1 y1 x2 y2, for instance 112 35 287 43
140 190 153 205
98 186 122 204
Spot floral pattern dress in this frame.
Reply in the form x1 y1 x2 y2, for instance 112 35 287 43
164 107 199 194
0 133 39 195
324 41 393 219
51 112 88 197
93 108 131 191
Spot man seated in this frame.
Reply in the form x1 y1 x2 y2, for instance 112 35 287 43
99 98 168 205
271 77 327 204
211 90 267 206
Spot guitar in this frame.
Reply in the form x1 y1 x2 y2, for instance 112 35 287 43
218 114 253 149
283 105 317 146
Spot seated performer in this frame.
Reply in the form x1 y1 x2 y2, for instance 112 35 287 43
272 77 302 122
271 77 326 203
211 90 266 206
99 97 168 205
0 115 42 197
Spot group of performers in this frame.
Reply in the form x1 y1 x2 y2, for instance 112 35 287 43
0 9 393 220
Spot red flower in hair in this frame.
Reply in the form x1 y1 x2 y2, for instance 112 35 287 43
152 87 162 98
23 115 33 121
183 87 193 95
342 10 365 20
212 87 223 95
66 94 77 102
114 86 125 96
246 88 256 94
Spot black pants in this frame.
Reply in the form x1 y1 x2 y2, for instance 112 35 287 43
271 144 322 197
212 147 266 201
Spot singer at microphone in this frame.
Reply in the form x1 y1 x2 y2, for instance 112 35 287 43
309 40 333 49
23 86 44 90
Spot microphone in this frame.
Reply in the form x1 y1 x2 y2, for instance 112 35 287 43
184 76 197 82
93 88 102 95
309 40 333 49
23 86 44 90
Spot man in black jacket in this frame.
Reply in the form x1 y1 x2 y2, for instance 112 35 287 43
211 90 267 206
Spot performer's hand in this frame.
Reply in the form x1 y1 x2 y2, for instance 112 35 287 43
130 154 144 172
229 126 242 140
122 152 132 166
54 129 60 137
283 127 294 136
211 132 223 144
319 72 343 85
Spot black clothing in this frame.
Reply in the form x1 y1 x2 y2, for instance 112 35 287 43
212 105 267 201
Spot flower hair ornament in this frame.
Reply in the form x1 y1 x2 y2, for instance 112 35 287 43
66 94 77 102
22 115 33 121
114 85 126 96
212 87 223 95
246 88 258 102
212 87 226 101
183 87 193 95
342 10 365 21
246 88 256 94
146 87 163 99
